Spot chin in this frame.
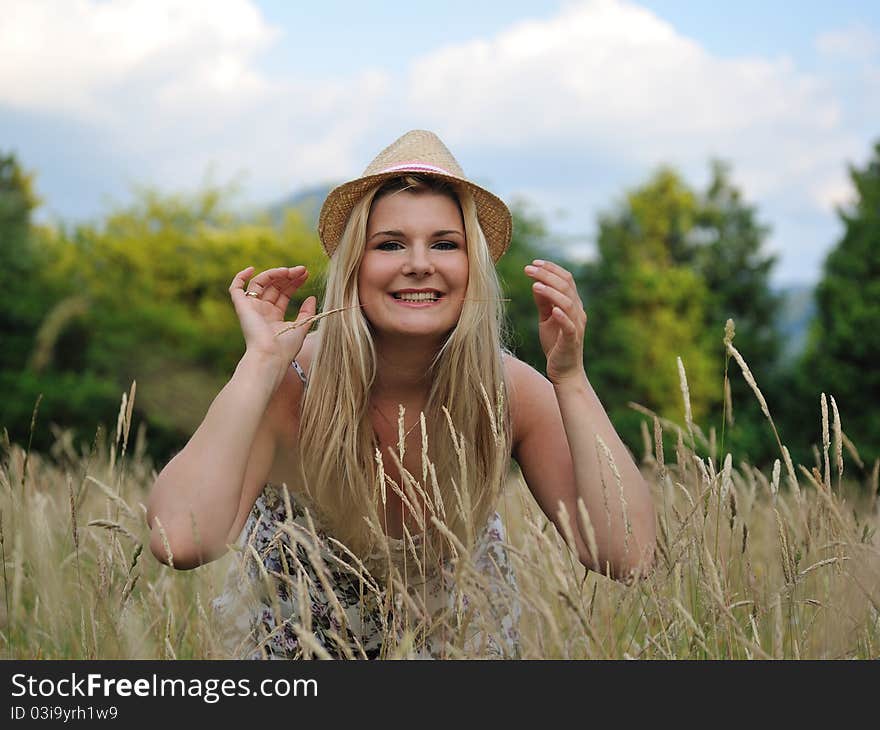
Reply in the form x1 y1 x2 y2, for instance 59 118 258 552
376 322 456 342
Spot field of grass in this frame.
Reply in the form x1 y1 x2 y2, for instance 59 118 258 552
2 366 879 660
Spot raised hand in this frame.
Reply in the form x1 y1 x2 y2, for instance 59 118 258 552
228 265 317 367
524 259 587 386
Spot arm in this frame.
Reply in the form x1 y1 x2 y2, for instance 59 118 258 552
513 259 656 580
146 265 316 569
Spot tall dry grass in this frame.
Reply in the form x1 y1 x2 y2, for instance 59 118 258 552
1 339 879 659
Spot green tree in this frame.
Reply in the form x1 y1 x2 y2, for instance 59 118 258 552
581 168 719 449
6 184 327 460
796 141 880 467
697 161 780 368
579 163 782 460
0 156 99 458
0 154 44 371
694 161 782 462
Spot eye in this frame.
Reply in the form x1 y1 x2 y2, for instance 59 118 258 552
432 240 459 250
377 240 404 251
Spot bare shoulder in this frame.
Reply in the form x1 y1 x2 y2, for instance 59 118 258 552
502 353 554 450
503 352 553 403
266 332 320 443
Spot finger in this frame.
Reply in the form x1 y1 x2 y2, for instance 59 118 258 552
229 266 254 292
272 267 309 310
299 295 317 322
544 308 577 361
536 259 576 286
258 281 282 305
247 267 295 298
552 305 578 337
244 267 283 301
531 281 554 321
262 266 307 306
248 266 293 285
229 266 255 298
525 260 580 300
249 266 307 305
276 296 318 338
532 281 573 318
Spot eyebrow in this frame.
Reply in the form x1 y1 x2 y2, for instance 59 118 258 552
367 229 464 241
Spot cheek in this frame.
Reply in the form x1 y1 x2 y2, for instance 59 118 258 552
357 254 393 291
356 259 378 298
457 256 469 288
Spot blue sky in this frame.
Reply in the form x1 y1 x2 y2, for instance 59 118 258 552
256 1 880 75
2 0 879 286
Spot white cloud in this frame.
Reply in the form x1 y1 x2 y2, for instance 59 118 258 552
0 0 874 284
0 0 392 201
406 0 852 198
817 25 880 60
0 0 275 119
402 0 872 283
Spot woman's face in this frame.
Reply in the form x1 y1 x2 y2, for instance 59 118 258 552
358 189 469 344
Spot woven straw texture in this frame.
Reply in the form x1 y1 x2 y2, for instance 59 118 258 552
318 130 511 261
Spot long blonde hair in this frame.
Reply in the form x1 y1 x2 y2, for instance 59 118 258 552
297 175 512 569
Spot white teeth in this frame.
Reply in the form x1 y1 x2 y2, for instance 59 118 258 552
396 292 439 302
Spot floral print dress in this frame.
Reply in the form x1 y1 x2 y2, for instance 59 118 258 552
211 484 521 659
211 362 521 660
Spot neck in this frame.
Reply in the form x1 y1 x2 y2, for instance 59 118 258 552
370 334 443 403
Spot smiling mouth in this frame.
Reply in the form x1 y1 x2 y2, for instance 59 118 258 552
391 292 444 303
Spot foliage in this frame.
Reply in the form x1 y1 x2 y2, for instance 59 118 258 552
0 154 50 372
696 162 783 463
796 141 880 467
1 182 327 461
0 148 863 477
696 161 780 373
581 164 781 462
581 168 720 448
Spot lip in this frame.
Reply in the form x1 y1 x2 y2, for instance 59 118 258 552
388 289 445 307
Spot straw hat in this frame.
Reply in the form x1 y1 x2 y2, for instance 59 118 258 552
318 130 511 261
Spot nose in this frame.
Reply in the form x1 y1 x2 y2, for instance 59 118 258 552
401 245 435 278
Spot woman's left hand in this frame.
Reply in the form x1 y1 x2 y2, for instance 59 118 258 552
524 259 587 386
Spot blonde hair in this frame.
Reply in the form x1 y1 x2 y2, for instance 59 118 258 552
297 175 512 572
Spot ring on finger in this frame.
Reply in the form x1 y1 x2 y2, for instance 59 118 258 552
245 290 259 298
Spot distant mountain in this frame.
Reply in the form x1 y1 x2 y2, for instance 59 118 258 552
266 183 334 228
775 284 815 363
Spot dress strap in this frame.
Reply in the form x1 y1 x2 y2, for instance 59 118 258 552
291 359 308 387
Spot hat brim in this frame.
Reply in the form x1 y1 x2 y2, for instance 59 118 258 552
318 170 511 262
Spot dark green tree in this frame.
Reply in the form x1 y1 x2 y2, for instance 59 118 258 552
694 161 782 462
696 161 780 368
796 141 880 468
580 163 781 460
0 155 117 457
0 154 43 371
581 168 719 450
1 181 328 460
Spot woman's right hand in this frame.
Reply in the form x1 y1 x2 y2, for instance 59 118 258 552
229 265 317 368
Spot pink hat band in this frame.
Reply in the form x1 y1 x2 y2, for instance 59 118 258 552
377 162 454 176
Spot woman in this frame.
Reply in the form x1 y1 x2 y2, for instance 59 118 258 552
147 130 656 659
